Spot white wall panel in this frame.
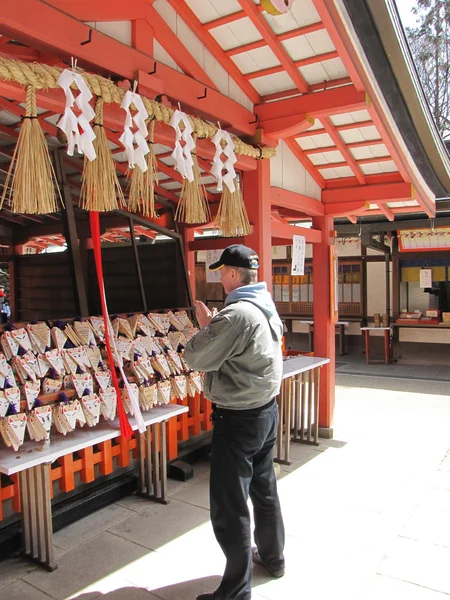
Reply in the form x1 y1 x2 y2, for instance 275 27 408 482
269 142 321 200
88 21 132 46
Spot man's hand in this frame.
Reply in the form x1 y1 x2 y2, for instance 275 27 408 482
195 300 213 328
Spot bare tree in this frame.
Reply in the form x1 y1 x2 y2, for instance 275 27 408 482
406 0 450 139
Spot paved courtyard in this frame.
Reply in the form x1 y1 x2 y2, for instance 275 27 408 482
0 372 449 600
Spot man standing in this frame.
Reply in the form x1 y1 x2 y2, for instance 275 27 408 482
184 244 285 600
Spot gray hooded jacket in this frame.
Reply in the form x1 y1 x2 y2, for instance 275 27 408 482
184 282 283 410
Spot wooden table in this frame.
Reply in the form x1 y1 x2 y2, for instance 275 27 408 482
299 320 350 356
391 322 450 360
275 356 330 465
360 326 391 364
0 404 188 571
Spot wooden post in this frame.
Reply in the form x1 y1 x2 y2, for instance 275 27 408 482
128 217 147 312
243 161 272 291
392 232 399 320
312 215 335 436
54 150 89 317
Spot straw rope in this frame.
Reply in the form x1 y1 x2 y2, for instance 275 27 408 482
80 98 124 211
0 85 61 214
0 56 276 160
127 120 158 217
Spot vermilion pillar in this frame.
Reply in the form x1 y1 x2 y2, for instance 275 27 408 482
243 160 272 291
312 215 335 435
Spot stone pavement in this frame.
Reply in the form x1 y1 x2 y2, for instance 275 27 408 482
0 373 449 600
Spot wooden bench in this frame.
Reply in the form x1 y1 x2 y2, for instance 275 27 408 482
0 404 188 571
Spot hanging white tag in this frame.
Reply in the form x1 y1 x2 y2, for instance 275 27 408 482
56 69 97 161
169 109 195 182
211 129 237 193
119 90 149 172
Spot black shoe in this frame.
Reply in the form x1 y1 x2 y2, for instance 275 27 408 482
252 547 285 578
196 593 221 600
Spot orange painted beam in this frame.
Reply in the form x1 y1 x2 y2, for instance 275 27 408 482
166 0 261 105
237 0 310 94
271 187 324 217
262 77 353 102
0 80 257 171
317 156 392 171
306 139 385 155
263 114 314 140
44 0 150 21
0 0 257 137
378 204 395 221
325 172 404 189
225 21 325 57
284 138 326 188
255 86 366 124
271 220 322 244
322 182 413 204
146 6 218 89
325 201 369 217
321 117 366 185
295 118 373 138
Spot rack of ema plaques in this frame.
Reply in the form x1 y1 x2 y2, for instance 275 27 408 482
0 310 216 569
275 355 330 465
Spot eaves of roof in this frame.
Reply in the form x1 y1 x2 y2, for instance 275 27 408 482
341 0 450 198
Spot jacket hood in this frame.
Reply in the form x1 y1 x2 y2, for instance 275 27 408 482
225 282 277 317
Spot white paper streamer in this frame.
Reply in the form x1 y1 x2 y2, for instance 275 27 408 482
56 69 97 161
119 90 149 172
211 129 237 193
169 110 195 182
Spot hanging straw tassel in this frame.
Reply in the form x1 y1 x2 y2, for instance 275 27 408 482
80 98 124 211
175 134 211 224
216 177 252 237
0 86 61 214
127 120 158 217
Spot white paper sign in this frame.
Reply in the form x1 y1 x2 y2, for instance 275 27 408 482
420 269 432 288
206 250 223 283
291 235 306 276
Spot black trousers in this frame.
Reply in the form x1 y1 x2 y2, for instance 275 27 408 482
210 398 285 600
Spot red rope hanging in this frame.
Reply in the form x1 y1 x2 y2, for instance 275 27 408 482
89 211 132 439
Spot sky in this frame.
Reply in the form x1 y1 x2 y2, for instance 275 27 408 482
396 0 420 29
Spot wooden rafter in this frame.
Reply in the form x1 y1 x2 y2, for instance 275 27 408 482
225 21 325 57
203 5 265 30
237 0 310 94
284 137 325 188
145 6 218 90
166 0 261 105
244 51 339 81
321 117 365 184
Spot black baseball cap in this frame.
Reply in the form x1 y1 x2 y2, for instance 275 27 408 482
209 244 260 271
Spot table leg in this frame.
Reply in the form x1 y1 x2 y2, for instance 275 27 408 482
19 465 56 571
307 370 313 443
384 330 390 364
339 325 345 356
283 378 292 465
364 330 370 364
313 368 320 445
308 326 314 352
